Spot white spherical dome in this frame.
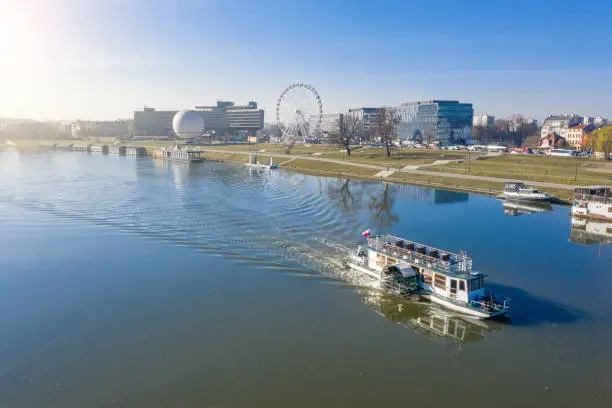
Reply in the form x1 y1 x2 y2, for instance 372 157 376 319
172 110 204 138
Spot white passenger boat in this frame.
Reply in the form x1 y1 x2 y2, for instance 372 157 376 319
346 232 511 319
503 182 551 202
572 186 611 221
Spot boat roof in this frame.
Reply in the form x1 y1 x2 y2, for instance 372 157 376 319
368 234 475 278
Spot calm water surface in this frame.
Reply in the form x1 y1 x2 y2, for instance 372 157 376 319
0 149 611 407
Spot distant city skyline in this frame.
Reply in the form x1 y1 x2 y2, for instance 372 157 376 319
1 0 610 122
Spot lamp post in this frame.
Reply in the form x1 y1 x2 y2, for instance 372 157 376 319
574 157 578 181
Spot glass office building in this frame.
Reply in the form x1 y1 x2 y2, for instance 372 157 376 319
396 100 473 145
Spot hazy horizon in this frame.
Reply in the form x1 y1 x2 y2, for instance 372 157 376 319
1 0 610 122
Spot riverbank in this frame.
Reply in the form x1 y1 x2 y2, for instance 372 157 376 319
6 140 611 202
198 149 584 202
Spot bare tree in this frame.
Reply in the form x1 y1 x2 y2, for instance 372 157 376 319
369 183 399 229
375 107 399 157
330 113 362 157
326 178 362 212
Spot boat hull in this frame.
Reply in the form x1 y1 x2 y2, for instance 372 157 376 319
504 194 550 202
346 263 507 320
346 262 381 280
427 294 508 319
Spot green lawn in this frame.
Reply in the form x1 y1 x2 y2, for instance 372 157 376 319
425 154 612 186
281 159 380 177
387 171 575 202
321 147 479 168
205 143 341 155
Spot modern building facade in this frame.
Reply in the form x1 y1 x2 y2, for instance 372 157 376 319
318 113 343 136
193 101 264 137
133 107 177 138
473 114 495 127
396 100 474 145
133 101 264 139
348 108 380 139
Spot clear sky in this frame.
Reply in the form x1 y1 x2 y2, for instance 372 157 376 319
1 0 610 122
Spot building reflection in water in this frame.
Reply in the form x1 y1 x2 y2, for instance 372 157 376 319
400 185 468 205
502 200 553 216
150 159 203 189
360 290 505 351
569 217 612 246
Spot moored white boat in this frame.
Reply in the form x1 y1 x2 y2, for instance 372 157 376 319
571 186 611 222
346 232 511 319
503 182 551 202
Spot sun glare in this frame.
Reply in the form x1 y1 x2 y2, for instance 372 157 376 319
0 19 21 56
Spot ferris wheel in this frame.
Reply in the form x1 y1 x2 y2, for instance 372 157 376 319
276 82 323 143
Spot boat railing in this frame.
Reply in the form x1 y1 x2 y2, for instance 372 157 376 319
574 192 611 204
467 297 512 313
368 234 472 274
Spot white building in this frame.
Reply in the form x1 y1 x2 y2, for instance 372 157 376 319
318 113 343 136
540 114 580 139
473 114 495 127
193 101 264 137
594 116 607 125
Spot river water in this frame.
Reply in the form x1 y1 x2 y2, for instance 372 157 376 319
0 149 610 407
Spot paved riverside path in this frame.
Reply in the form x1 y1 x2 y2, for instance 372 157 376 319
198 148 580 190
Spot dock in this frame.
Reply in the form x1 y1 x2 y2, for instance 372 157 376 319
126 146 147 156
90 144 109 154
244 155 278 169
71 144 91 152
153 145 203 162
108 145 127 155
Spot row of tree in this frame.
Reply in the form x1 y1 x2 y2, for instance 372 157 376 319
471 115 539 146
330 107 398 157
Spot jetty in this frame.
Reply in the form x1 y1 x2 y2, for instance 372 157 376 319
153 145 203 162
244 154 278 169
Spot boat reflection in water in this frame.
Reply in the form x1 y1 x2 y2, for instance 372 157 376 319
360 290 505 350
569 217 612 245
502 200 553 216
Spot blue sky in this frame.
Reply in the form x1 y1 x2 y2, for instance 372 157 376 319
1 0 610 121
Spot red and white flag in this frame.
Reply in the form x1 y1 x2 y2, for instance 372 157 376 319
361 229 371 238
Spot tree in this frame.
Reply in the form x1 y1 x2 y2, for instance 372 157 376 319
326 179 362 212
375 107 399 157
330 113 362 157
369 183 399 229
585 125 612 158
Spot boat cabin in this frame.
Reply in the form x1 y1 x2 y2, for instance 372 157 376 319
364 234 486 303
574 186 611 204
504 182 541 193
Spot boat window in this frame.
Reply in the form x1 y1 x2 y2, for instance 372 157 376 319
434 273 446 290
459 280 466 291
450 279 457 294
422 269 433 285
376 253 386 267
469 277 483 291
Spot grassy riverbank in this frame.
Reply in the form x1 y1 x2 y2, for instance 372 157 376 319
425 154 612 187
5 139 609 202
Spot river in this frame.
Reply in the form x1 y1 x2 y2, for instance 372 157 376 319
0 149 610 407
